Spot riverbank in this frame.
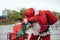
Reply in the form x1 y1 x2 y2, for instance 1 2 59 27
0 20 21 25
0 20 60 40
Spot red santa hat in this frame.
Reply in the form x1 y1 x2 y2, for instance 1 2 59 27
25 8 35 18
25 8 39 18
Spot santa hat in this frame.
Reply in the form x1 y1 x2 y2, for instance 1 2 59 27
25 8 39 18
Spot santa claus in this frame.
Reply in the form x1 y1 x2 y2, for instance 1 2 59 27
22 8 58 40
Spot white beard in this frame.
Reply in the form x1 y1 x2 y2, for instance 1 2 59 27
26 22 40 40
31 22 40 35
26 22 50 40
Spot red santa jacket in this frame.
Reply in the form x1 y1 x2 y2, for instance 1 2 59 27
25 10 58 33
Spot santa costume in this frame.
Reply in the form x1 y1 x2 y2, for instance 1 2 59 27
23 8 58 40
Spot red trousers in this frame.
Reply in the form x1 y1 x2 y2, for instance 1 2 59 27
30 34 50 40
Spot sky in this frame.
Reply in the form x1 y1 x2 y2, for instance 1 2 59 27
0 0 60 15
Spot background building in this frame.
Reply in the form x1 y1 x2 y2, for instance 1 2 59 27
2 9 10 19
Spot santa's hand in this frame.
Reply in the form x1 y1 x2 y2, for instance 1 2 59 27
26 23 31 29
22 18 28 25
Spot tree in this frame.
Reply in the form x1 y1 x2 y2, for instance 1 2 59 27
8 10 19 20
8 8 26 21
53 11 60 20
19 8 26 21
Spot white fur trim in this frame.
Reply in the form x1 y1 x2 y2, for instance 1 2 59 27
33 8 39 16
37 31 50 40
38 36 41 40
26 28 33 40
24 18 28 24
40 31 50 36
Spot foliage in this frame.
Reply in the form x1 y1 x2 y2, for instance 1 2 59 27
19 8 26 21
8 8 26 21
1 8 60 25
52 11 60 19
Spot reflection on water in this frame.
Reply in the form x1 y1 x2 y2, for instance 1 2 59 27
0 20 60 40
0 24 15 40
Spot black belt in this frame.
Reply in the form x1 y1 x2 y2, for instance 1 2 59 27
40 26 49 34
